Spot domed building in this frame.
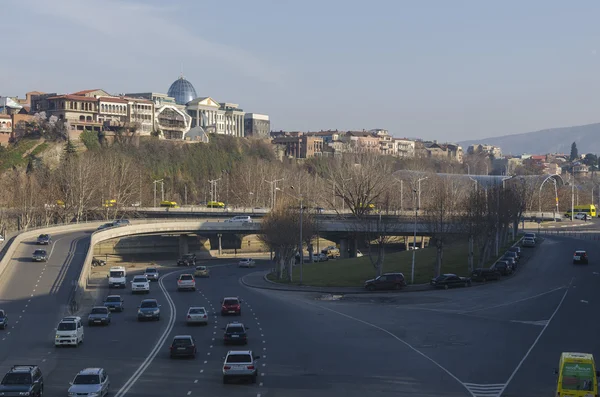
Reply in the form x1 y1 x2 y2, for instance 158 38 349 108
167 75 197 105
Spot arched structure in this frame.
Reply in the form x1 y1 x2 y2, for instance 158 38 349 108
167 76 198 105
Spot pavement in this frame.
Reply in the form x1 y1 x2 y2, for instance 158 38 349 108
0 221 599 397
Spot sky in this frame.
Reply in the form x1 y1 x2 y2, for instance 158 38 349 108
3 0 600 142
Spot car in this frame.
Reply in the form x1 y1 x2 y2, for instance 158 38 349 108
221 297 242 316
108 266 127 288
492 260 513 276
573 250 589 264
32 249 48 262
194 265 210 278
0 365 44 397
364 273 406 291
574 212 588 220
225 216 253 223
36 234 51 245
431 274 472 289
321 246 340 258
137 299 160 321
131 275 150 294
55 316 84 346
238 258 256 268
0 310 7 329
177 253 196 267
502 255 517 270
144 267 160 281
508 246 521 258
68 368 110 397
522 237 536 247
471 268 501 282
114 219 130 226
504 251 519 263
223 322 249 345
88 306 111 326
355 250 364 258
0 235 4 243
169 335 197 358
97 223 115 231
186 307 209 325
177 274 196 291
103 295 124 312
524 232 536 240
313 253 328 262
222 350 260 384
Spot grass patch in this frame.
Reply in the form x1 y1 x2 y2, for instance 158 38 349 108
0 139 41 171
268 239 518 287
30 142 49 157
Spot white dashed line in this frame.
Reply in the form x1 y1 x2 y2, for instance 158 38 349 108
581 300 589 304
259 382 263 387
262 363 266 367
15 321 18 324
209 345 213 348
211 338 215 341
263 347 266 351
261 373 265 376
42 359 46 362
263 355 266 358
187 392 191 396
262 341 266 343
194 380 198 383
207 352 211 356
204 360 207 364
200 369 204 373
261 334 264 337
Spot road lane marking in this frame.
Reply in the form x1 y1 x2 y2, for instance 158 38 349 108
459 285 567 314
498 278 572 396
463 383 506 397
113 270 178 397
194 380 198 383
581 300 589 304
204 360 207 364
200 369 204 373
510 320 548 326
259 382 263 386
187 392 191 395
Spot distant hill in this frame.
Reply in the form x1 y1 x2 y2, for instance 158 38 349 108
458 122 600 156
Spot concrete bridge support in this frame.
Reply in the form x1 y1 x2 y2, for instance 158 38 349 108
340 238 349 259
348 238 358 258
179 234 189 256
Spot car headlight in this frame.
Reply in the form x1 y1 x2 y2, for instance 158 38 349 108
138 310 143 315
55 335 60 339
153 310 160 314
68 393 76 397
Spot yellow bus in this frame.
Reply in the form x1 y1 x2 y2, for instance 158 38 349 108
160 201 179 208
565 204 597 218
555 352 599 397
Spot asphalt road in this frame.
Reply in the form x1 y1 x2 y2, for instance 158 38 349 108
2 224 600 397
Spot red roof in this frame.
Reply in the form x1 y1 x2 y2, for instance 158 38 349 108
530 155 546 161
47 94 98 102
71 89 102 96
99 96 128 104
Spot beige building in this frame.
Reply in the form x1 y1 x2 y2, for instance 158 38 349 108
272 136 324 158
395 138 416 158
423 141 464 163
345 131 380 153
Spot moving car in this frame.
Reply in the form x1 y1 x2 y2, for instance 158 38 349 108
573 250 589 264
186 307 209 325
88 306 111 326
131 275 150 294
103 295 124 312
32 249 48 262
0 365 44 397
177 253 196 267
55 316 84 347
68 368 110 397
430 274 472 289
97 223 115 231
36 234 52 245
364 273 406 291
177 274 196 291
194 265 210 278
471 268 501 282
170 335 197 358
222 350 260 384
554 352 600 397
225 216 253 223
574 212 588 220
137 299 161 321
221 297 242 316
0 235 4 243
0 310 7 329
108 266 127 288
522 237 536 248
113 219 130 226
223 322 249 345
238 258 256 268
144 267 160 281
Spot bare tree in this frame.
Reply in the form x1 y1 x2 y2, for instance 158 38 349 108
7 170 41 230
97 151 140 220
57 153 99 222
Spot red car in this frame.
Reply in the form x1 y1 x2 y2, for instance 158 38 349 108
221 297 241 316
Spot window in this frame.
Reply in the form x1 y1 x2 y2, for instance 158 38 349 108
91 307 108 314
105 297 120 302
140 301 157 308
57 322 76 331
2 373 32 385
73 375 100 385
226 354 252 364
172 338 192 347
189 308 205 314
224 299 238 305
227 326 244 333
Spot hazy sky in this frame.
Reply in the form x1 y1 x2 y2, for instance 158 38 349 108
4 0 600 142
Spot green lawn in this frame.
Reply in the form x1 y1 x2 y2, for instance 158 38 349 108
0 139 45 171
268 239 519 287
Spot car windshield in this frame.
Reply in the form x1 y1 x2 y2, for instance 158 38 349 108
227 326 244 333
146 268 157 273
141 301 157 308
73 374 100 385
196 266 206 270
183 254 194 259
189 308 205 314
172 338 192 347
561 362 595 391
133 277 147 282
180 275 193 280
106 297 120 302
110 271 124 278
226 354 252 364
224 299 238 305
39 234 48 239
91 308 107 314
2 373 32 385
34 250 46 255
58 322 76 331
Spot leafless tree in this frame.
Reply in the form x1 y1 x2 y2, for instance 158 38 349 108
97 151 141 220
57 153 99 222
6 170 41 230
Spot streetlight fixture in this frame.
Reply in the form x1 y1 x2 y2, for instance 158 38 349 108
208 178 221 204
265 178 285 209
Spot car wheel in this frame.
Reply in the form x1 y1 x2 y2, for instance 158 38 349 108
444 284 449 290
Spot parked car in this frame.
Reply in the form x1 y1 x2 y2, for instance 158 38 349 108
313 253 328 262
430 274 472 289
492 260 513 275
573 250 589 264
321 246 340 258
177 253 196 267
502 255 517 270
238 258 256 268
574 212 588 220
471 268 501 282
504 251 519 263
524 232 536 240
364 273 406 291
522 237 536 247
0 310 7 329
169 335 197 358
508 246 521 258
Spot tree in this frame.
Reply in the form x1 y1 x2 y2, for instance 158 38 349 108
570 142 578 161
57 153 98 222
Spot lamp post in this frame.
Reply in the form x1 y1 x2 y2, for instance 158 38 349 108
393 177 404 213
417 177 428 212
571 171 575 221
208 178 221 204
341 177 353 213
411 188 418 284
152 179 164 208
265 178 284 209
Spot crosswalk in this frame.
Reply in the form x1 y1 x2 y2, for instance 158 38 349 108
463 383 506 397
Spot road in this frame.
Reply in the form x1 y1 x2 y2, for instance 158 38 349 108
1 223 600 396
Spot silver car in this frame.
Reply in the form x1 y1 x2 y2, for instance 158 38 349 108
144 267 160 281
222 350 260 384
186 307 208 325
68 367 110 397
522 238 536 247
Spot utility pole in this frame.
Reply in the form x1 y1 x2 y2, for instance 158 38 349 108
411 188 418 284
208 178 221 204
153 179 164 208
571 170 575 221
185 185 188 206
264 178 284 209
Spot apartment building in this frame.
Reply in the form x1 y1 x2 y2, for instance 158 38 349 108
467 143 502 158
395 138 415 158
423 141 464 163
272 135 324 158
244 113 270 138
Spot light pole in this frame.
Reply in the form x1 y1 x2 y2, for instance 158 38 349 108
341 177 353 213
571 171 575 221
265 178 284 209
411 188 418 284
208 178 221 204
393 177 404 213
417 177 428 210
153 179 164 208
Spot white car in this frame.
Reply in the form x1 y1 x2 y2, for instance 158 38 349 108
225 216 253 223
177 274 196 291
223 350 260 383
0 235 4 243
68 368 110 397
574 212 588 220
186 307 208 325
55 316 84 347
238 258 256 268
131 275 150 294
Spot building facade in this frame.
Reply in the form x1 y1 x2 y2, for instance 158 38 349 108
272 136 323 158
395 139 416 157
244 113 270 138
467 143 502 158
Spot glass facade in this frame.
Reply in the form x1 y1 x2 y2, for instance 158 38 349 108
167 77 198 105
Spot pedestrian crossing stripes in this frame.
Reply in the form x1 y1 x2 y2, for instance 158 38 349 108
463 383 506 397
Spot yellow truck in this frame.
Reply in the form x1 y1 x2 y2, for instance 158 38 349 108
555 352 600 397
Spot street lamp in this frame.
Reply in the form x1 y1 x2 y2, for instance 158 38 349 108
265 178 284 209
341 177 353 213
152 179 164 208
410 188 418 284
417 177 428 210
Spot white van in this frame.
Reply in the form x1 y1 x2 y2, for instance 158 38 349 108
55 316 84 347
225 216 253 224
108 266 127 288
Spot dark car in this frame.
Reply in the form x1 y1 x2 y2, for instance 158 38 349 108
169 335 197 358
573 250 589 264
36 234 51 245
137 299 161 321
364 273 406 291
502 255 517 270
114 219 130 226
471 268 501 282
177 254 196 267
97 223 115 231
508 246 521 258
32 249 48 262
0 365 44 397
221 297 242 316
0 310 7 329
223 322 249 345
493 260 513 276
504 251 519 263
430 274 471 289
88 306 111 326
103 295 124 312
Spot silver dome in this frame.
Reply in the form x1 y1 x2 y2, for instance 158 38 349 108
167 76 198 105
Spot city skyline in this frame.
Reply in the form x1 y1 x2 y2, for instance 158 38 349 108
4 0 600 141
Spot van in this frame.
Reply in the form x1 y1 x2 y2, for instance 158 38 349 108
225 216 252 224
108 266 127 288
555 352 600 396
55 316 84 347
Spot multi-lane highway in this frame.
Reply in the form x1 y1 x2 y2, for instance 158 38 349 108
0 224 599 397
